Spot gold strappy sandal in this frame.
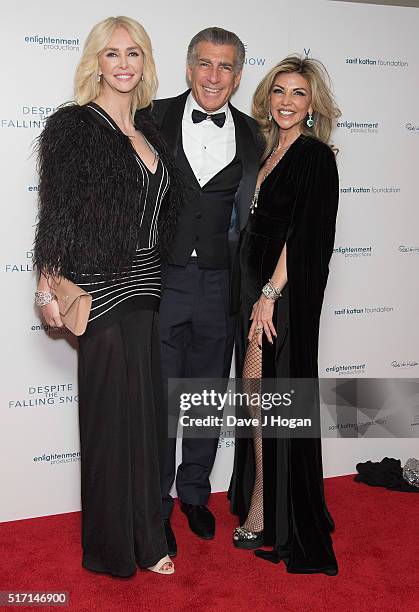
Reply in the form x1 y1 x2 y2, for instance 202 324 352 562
147 555 175 575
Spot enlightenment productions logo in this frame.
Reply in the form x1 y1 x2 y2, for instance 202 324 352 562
340 185 400 195
337 119 379 134
24 34 80 52
33 450 80 466
324 362 367 376
8 383 78 409
31 322 70 336
333 245 372 258
334 305 394 316
345 56 408 68
1 105 56 130
243 44 266 67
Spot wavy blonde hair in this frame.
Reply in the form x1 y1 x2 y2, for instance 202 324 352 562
253 55 341 158
74 16 158 117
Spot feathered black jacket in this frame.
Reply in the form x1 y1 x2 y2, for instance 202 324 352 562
33 103 183 277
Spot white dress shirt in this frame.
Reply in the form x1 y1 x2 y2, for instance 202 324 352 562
182 93 236 256
182 92 236 187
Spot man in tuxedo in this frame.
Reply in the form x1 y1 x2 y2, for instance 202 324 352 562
152 27 261 556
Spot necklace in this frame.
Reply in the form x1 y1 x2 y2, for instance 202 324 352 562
129 130 159 167
250 137 298 215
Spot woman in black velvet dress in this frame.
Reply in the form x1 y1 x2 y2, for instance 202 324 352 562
229 55 341 575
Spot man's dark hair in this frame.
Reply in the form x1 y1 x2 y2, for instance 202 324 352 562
187 27 245 74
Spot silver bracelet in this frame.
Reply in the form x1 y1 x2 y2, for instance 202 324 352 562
261 279 282 301
35 291 55 307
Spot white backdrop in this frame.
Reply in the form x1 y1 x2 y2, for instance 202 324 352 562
1 0 418 521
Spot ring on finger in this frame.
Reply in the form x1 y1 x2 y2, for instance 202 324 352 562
256 326 263 334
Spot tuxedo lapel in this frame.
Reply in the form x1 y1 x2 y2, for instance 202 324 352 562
159 90 190 158
157 93 259 230
229 104 260 230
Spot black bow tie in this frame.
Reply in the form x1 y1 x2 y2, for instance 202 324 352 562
192 109 226 128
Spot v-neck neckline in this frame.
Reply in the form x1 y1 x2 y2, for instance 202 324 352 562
87 102 160 175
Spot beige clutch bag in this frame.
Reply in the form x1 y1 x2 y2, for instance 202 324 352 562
50 277 92 336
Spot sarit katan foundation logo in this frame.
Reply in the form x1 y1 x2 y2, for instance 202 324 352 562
345 55 408 68
24 33 80 52
8 383 78 409
340 185 400 195
243 43 266 67
336 119 379 134
1 105 56 130
4 249 34 273
333 245 372 258
334 304 394 317
33 450 81 466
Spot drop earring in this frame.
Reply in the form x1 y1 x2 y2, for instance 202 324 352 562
140 74 144 81
268 109 272 121
306 113 314 128
97 73 102 83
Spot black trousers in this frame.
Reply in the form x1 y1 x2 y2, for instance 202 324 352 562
159 261 235 519
78 309 168 577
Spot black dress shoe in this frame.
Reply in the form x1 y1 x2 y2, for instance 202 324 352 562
180 503 215 539
164 519 177 558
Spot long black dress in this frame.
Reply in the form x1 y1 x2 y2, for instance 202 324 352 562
76 106 170 576
229 134 339 574
34 102 177 577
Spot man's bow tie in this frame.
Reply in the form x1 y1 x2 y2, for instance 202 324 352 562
192 109 226 128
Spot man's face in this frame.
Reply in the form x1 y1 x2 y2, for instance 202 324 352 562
187 41 242 113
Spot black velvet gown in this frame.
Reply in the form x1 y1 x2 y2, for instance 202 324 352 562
229 134 339 574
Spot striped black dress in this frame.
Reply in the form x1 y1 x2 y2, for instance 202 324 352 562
75 104 169 335
75 103 171 577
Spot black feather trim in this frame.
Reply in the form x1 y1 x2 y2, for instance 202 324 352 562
33 104 184 277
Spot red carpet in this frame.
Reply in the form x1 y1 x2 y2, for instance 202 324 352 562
1 475 418 612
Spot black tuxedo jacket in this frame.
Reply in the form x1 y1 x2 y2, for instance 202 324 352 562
150 90 262 261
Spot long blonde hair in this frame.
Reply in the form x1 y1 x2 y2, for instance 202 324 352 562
253 55 341 158
74 16 158 117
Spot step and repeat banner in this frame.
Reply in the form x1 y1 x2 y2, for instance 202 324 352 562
1 0 418 521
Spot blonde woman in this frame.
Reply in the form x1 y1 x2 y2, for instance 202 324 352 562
34 16 182 577
229 56 340 575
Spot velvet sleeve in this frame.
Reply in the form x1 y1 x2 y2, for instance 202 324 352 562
286 140 339 376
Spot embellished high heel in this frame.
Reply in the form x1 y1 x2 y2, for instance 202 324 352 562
147 555 175 575
233 526 264 549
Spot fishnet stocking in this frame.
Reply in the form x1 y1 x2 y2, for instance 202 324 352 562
241 336 264 532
